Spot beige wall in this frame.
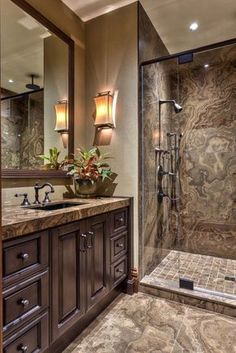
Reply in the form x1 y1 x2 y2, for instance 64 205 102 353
85 3 139 267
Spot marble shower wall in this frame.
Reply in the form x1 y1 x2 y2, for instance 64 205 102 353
1 90 44 169
176 44 236 260
141 43 236 278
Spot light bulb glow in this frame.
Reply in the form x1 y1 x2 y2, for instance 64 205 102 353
189 22 199 31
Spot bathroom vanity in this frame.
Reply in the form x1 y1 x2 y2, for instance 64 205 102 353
2 197 133 353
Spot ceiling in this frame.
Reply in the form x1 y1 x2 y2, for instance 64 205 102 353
62 0 236 53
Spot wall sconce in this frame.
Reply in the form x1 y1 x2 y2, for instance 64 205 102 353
94 90 118 128
93 90 118 145
54 100 68 148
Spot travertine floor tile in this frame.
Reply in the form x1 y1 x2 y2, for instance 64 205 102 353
63 293 236 353
173 306 236 353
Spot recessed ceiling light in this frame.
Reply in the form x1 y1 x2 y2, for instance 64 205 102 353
8 79 14 83
40 31 52 39
204 64 209 68
189 22 199 31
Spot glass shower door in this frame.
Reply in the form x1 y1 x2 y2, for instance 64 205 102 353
177 44 236 300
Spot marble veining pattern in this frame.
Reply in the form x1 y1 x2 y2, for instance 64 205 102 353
62 292 236 353
176 44 236 259
1 90 44 169
2 197 130 240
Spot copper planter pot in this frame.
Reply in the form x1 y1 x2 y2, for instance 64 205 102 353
74 178 97 198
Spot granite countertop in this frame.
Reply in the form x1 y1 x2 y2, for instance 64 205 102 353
2 197 130 241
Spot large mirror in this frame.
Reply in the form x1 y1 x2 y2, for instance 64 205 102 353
1 0 74 177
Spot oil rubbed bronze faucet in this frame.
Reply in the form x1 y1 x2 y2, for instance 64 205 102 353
33 182 55 204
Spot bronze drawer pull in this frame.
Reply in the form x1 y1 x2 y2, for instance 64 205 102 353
80 234 87 252
18 253 29 261
116 268 123 273
18 299 30 308
116 243 124 248
18 344 28 352
118 217 124 223
87 231 94 249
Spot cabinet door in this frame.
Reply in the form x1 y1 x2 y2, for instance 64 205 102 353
86 214 109 310
51 221 86 341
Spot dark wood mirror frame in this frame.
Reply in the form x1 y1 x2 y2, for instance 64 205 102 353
1 0 74 179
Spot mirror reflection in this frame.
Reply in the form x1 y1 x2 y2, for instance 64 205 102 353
1 0 69 170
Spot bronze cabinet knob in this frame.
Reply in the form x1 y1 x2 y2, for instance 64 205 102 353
19 299 30 307
116 243 124 248
18 253 29 261
18 344 28 352
116 268 123 273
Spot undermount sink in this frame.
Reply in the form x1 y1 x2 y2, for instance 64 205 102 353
25 201 87 211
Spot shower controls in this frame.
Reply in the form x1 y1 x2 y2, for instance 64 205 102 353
155 147 170 155
157 190 168 203
156 100 183 205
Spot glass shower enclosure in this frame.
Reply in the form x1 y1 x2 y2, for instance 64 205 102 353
140 40 236 304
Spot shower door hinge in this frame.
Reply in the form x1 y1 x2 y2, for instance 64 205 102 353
179 278 194 290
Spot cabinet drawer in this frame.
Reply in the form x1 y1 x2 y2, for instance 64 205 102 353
3 312 49 353
111 256 127 287
110 232 127 263
3 232 48 287
3 271 49 335
111 208 128 235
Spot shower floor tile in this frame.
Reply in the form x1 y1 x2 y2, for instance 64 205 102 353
148 250 236 296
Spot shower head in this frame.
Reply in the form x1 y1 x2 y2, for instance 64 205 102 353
26 74 40 90
173 102 182 113
159 99 182 114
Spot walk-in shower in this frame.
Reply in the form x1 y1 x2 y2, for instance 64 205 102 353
139 40 236 314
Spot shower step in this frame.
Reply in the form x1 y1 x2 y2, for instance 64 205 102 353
139 277 236 318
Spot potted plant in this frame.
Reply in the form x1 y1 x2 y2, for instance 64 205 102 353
63 147 113 198
39 147 62 170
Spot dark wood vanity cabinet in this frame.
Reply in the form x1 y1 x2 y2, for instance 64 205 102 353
2 206 131 353
51 221 86 341
86 214 109 310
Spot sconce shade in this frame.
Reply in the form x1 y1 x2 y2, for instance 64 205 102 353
93 127 113 146
54 100 68 131
61 131 69 149
94 91 113 127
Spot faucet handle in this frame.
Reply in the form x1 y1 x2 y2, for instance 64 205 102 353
42 191 52 203
15 193 31 206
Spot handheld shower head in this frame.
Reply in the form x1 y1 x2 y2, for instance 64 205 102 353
159 99 182 114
